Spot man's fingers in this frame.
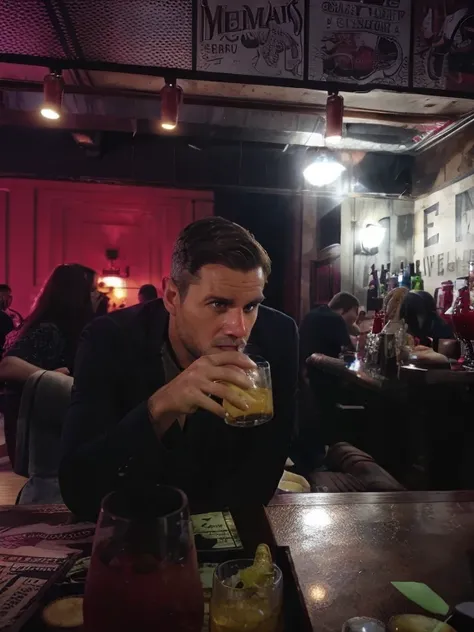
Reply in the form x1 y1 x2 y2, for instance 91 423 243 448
193 391 226 418
206 352 256 370
208 366 254 390
206 381 253 413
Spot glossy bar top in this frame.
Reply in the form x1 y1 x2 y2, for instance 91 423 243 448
267 492 474 631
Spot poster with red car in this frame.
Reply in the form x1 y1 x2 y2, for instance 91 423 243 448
413 0 474 92
308 0 411 86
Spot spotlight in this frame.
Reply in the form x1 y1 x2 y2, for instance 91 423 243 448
325 92 344 144
303 155 346 187
160 78 182 131
41 71 64 120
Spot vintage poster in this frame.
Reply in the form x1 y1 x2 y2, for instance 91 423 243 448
191 511 243 550
0 546 77 632
308 0 411 86
413 0 474 92
456 186 474 242
196 0 304 79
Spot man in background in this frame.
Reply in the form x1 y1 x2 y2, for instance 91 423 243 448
138 284 158 304
299 292 359 363
0 285 14 353
294 292 359 473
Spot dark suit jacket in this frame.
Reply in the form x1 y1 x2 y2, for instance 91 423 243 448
60 299 298 519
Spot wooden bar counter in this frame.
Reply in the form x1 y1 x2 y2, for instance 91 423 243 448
267 492 474 631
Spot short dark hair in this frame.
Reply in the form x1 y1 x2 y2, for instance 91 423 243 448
0 284 11 293
329 292 359 313
171 216 271 295
138 284 158 301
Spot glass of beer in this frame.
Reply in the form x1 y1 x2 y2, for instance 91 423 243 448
210 558 283 632
223 356 273 427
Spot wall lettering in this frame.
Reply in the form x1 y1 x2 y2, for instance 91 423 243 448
424 202 440 248
447 250 456 273
423 255 435 277
437 253 444 276
421 248 474 278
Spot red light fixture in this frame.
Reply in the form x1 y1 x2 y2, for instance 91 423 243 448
160 78 182 131
41 71 64 120
325 92 344 144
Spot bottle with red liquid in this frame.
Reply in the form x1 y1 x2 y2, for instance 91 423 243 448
452 273 474 367
372 311 385 334
84 486 204 632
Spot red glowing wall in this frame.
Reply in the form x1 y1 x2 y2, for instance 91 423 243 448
0 179 213 317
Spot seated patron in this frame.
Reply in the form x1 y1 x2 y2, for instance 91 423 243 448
299 292 360 362
0 264 96 464
60 217 298 519
400 290 454 349
138 284 158 304
0 284 14 353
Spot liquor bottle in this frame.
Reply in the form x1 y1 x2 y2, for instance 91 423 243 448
380 264 387 297
368 264 379 296
367 264 379 310
411 260 424 291
387 264 398 291
409 262 416 289
398 262 404 286
469 261 474 306
401 263 412 289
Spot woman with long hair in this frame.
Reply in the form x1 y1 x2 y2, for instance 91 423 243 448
0 264 96 464
0 264 95 381
400 290 454 349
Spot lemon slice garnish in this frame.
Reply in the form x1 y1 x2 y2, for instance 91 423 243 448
239 544 274 588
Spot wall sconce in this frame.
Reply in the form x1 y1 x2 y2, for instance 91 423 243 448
99 248 130 292
360 223 386 255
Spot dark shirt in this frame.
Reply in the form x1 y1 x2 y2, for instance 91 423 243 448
299 305 351 362
2 322 70 469
430 314 454 343
0 311 14 354
3 322 68 370
60 299 298 520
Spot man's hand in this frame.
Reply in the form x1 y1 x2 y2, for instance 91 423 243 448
148 352 256 437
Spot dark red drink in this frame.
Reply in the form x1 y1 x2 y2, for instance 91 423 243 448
83 486 204 632
84 542 203 632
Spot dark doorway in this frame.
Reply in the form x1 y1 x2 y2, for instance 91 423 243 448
215 191 296 316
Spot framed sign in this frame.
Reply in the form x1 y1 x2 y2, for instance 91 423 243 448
196 0 304 79
308 0 410 86
413 1 474 92
456 186 474 243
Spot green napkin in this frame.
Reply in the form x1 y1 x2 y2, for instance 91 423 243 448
391 582 450 616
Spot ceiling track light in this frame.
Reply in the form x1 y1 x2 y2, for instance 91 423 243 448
160 78 183 131
41 71 64 120
325 91 344 144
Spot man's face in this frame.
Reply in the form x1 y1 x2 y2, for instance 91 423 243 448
138 293 146 304
165 264 265 362
342 306 359 327
0 290 12 311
